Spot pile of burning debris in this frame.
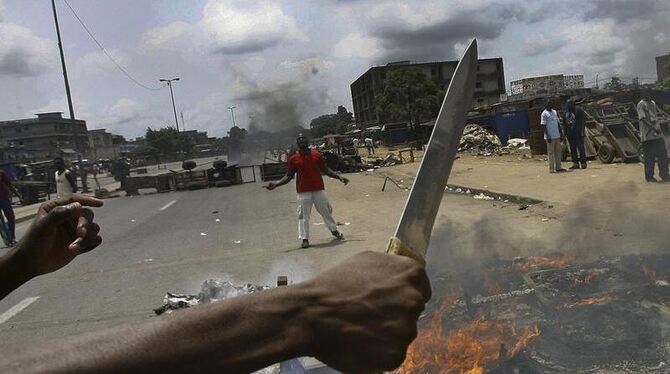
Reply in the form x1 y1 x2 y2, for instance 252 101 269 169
394 253 670 373
154 279 270 315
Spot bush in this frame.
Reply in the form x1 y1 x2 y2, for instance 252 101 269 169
182 160 196 170
213 160 228 170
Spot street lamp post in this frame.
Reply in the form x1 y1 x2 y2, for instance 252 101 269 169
228 106 237 128
160 78 181 131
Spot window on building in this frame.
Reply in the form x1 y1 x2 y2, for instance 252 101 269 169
476 81 482 89
15 128 21 133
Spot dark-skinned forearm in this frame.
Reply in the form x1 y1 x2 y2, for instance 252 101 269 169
0 247 33 300
272 175 293 188
0 283 315 373
323 168 342 181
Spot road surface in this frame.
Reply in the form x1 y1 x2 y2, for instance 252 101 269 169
0 170 556 345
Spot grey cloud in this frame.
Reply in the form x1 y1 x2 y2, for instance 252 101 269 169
522 37 567 57
0 47 47 77
583 0 666 22
212 37 283 55
368 4 526 61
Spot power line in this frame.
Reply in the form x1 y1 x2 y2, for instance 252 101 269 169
61 0 164 91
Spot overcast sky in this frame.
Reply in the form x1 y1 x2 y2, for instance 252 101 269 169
0 0 668 139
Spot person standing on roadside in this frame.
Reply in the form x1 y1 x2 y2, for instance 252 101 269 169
541 102 566 173
265 134 349 249
637 95 669 182
0 169 18 246
54 157 77 199
365 137 375 155
565 100 588 169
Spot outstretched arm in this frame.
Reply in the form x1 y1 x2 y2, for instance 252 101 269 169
320 165 349 185
0 252 430 373
0 195 103 300
264 173 293 190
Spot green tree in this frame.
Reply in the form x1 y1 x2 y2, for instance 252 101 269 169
657 77 670 91
309 105 354 137
145 127 192 157
603 76 625 91
376 68 445 128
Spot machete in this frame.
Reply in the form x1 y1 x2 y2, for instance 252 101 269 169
386 39 478 265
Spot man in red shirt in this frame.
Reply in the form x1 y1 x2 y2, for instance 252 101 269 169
265 134 349 248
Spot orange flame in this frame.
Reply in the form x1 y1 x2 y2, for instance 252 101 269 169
514 254 575 272
562 295 612 308
570 273 597 288
396 293 541 374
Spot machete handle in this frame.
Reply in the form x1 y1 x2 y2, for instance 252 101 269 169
385 237 426 267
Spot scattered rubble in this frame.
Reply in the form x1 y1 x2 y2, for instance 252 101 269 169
154 279 271 315
459 124 502 156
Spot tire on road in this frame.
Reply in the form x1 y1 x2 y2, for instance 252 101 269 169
598 143 616 164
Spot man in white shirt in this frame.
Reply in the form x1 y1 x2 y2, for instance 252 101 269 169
364 137 375 155
540 102 566 173
637 96 669 182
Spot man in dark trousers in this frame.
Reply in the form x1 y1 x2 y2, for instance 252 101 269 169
0 168 18 245
566 99 588 169
265 134 349 248
637 95 669 182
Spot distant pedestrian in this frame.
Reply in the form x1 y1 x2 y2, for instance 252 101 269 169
637 96 669 182
54 157 77 199
265 134 349 249
0 169 17 246
364 137 375 155
541 102 566 173
565 100 587 169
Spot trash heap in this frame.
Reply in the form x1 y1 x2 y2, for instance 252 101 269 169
154 279 270 315
458 124 503 156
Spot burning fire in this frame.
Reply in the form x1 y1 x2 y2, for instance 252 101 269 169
570 272 597 288
562 295 612 308
396 293 540 374
514 254 575 272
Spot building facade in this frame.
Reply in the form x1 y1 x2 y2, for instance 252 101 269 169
88 129 126 160
510 74 584 99
350 58 506 128
657 52 670 82
0 112 90 162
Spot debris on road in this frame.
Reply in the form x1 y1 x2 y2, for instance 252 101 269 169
473 193 495 201
200 232 208 236
233 240 241 244
215 218 221 222
154 280 270 315
519 204 529 210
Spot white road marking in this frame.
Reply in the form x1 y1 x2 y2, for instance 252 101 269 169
0 296 40 325
159 200 177 211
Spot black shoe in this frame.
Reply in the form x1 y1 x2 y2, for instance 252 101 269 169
556 168 568 172
646 178 660 183
301 239 310 248
581 163 587 169
569 164 580 170
332 231 345 241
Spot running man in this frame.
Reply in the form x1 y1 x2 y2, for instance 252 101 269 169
265 134 349 248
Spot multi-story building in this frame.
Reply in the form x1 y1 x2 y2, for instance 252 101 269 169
657 52 670 82
350 58 506 128
88 129 126 160
510 74 584 99
0 112 90 162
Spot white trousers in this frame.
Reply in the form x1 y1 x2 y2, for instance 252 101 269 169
297 190 338 239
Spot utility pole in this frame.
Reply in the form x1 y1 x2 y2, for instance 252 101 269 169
596 74 599 90
181 111 186 131
160 78 180 131
228 106 237 127
51 0 88 192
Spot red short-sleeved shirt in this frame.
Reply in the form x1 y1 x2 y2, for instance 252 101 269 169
287 150 325 193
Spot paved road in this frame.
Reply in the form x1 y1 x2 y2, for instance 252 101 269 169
0 170 558 346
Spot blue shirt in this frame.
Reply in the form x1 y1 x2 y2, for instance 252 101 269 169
541 109 560 140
